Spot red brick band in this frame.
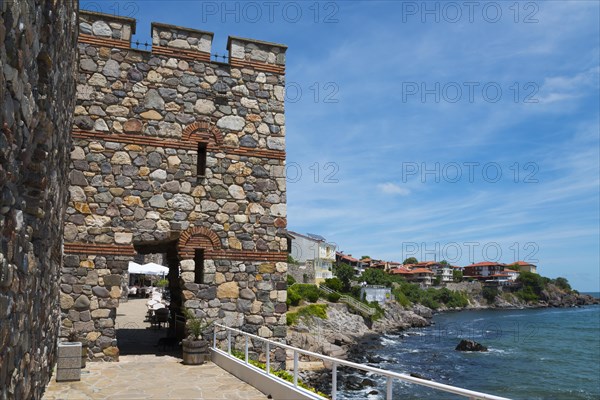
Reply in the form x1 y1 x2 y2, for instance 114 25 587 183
152 46 211 62
64 243 136 256
180 249 288 262
230 58 285 74
71 129 286 160
64 242 287 262
78 34 131 50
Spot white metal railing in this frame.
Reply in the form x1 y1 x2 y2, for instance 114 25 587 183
212 324 510 400
319 286 376 316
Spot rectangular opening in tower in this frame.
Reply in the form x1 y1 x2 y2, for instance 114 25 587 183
197 142 207 178
194 249 204 284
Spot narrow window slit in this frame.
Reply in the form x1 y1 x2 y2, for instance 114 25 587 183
197 142 207 178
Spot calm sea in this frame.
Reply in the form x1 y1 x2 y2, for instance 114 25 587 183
340 302 600 399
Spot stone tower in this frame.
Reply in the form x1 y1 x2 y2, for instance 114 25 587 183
1 0 78 397
61 11 288 360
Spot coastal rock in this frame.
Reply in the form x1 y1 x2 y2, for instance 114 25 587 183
455 339 488 352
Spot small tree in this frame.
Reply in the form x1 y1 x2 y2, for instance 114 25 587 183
287 254 299 265
334 263 355 292
507 263 520 271
403 257 418 265
359 268 389 286
482 287 499 304
323 277 343 292
552 277 572 292
453 270 463 282
433 276 442 286
360 255 371 260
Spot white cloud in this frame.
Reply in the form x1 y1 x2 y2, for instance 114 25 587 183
377 182 411 196
538 67 600 104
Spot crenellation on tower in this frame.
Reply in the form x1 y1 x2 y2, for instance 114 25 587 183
152 22 214 55
228 36 287 71
79 10 136 44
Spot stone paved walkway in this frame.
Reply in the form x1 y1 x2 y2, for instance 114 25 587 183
43 354 267 399
44 299 267 399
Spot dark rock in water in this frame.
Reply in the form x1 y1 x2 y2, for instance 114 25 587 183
368 390 379 395
361 378 375 387
345 379 364 391
455 339 488 352
410 372 431 380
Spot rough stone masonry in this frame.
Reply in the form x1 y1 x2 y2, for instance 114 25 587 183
0 0 79 398
60 11 288 361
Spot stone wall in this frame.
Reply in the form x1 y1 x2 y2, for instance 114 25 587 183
0 0 78 398
61 11 288 360
288 262 316 284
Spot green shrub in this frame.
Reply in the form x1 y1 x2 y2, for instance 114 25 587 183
286 304 328 326
482 287 499 304
229 350 327 398
287 283 320 306
368 301 385 321
551 277 572 292
327 292 341 302
323 277 343 292
286 285 302 307
516 286 539 302
294 284 320 303
286 312 299 325
393 288 412 307
445 291 469 308
286 274 296 286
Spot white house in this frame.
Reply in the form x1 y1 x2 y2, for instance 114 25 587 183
288 231 335 285
360 285 391 304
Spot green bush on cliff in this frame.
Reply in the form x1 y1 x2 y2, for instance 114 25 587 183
334 263 355 292
515 271 549 302
516 286 539 302
392 282 468 309
287 289 302 307
551 277 572 292
322 277 343 292
286 304 328 326
327 292 341 302
287 274 296 286
393 289 411 307
482 287 499 304
287 284 320 307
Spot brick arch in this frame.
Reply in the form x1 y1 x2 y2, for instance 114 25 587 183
182 121 223 147
178 226 222 259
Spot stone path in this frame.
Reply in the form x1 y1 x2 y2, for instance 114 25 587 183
43 354 267 399
44 298 267 399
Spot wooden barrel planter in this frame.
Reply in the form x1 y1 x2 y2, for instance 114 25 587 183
182 339 209 365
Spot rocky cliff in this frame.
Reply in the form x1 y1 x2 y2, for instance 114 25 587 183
287 301 430 361
443 281 599 310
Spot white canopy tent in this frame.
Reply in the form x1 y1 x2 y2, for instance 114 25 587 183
128 261 169 276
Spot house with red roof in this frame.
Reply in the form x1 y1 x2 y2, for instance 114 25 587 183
507 261 537 274
463 261 506 279
390 266 434 286
336 252 364 274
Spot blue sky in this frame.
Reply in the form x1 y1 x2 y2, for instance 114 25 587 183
84 1 600 291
